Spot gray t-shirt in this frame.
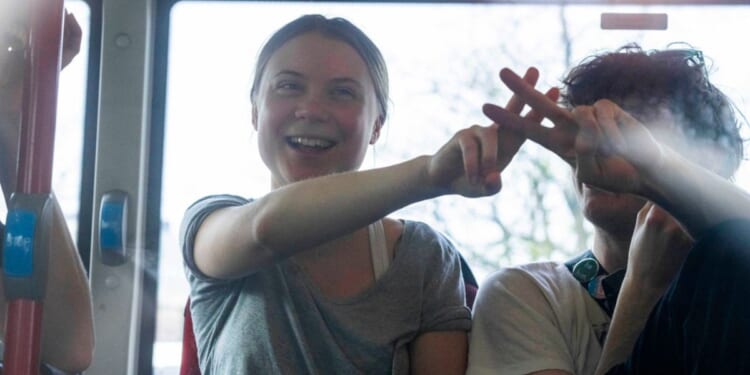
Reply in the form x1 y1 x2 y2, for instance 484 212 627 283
181 194 471 375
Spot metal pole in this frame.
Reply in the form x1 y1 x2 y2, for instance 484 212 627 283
2 0 64 373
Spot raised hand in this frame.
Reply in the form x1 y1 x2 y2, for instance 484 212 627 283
482 67 669 197
494 68 560 172
427 123 505 197
482 67 576 166
626 202 693 293
594 201 694 375
572 100 665 195
425 68 558 198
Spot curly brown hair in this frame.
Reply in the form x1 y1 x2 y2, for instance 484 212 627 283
561 44 744 177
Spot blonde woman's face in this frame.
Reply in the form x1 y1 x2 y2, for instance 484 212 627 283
253 32 382 188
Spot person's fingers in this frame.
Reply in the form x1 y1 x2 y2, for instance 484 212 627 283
573 106 601 183
499 68 573 126
593 100 626 153
483 170 502 194
636 201 654 227
491 85 557 170
546 86 561 102
642 204 693 244
478 124 499 177
644 203 677 229
524 87 560 123
504 67 539 115
484 103 555 146
572 106 602 154
494 123 526 173
458 129 481 185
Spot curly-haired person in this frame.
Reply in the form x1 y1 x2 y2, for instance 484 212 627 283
469 44 749 375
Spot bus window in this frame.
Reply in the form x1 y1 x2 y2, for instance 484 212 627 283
158 2 750 372
55 0 90 243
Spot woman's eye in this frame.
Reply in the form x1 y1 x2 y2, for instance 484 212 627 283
275 81 302 93
331 87 356 99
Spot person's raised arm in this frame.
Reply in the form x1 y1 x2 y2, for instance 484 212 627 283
194 123 508 279
0 12 93 372
482 67 750 238
593 203 692 374
406 69 559 375
193 68 558 281
569 99 750 238
483 68 750 375
569 101 749 374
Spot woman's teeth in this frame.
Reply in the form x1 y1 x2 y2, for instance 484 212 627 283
288 136 334 149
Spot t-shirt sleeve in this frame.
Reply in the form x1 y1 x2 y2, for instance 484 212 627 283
413 223 472 333
467 267 575 375
180 194 250 281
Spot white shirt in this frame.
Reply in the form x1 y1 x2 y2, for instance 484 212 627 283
468 261 610 375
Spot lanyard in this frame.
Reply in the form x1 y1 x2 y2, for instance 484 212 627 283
565 250 625 317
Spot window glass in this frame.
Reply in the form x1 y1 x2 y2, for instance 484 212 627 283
158 2 750 372
56 0 90 241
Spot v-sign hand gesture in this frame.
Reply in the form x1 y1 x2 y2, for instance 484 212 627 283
482 68 578 166
426 68 558 197
482 67 665 197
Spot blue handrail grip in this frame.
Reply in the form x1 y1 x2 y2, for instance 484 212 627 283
2 193 52 300
100 201 124 251
3 209 37 278
98 190 128 266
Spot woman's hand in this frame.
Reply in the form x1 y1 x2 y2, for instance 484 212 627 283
426 123 505 197
426 67 558 198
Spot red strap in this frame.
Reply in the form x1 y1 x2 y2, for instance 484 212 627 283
180 299 201 375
